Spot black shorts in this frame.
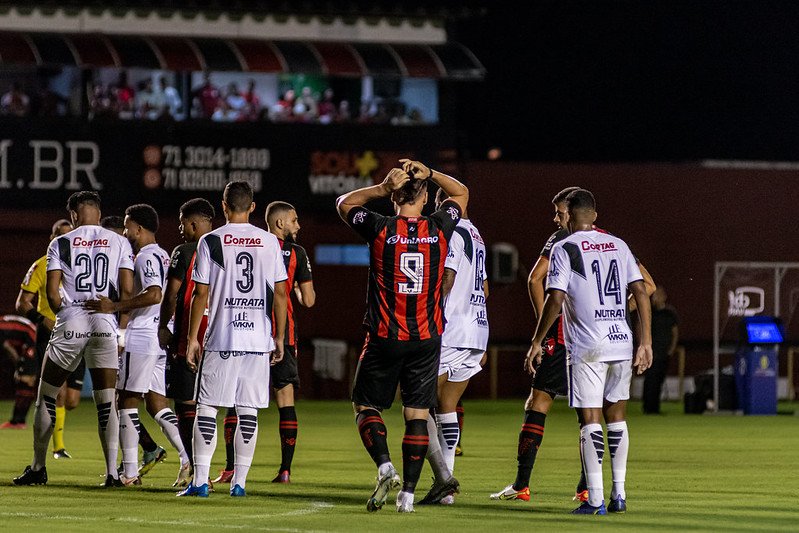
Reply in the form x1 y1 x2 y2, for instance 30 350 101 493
66 358 86 390
531 337 568 398
165 355 197 402
271 344 299 390
351 334 440 410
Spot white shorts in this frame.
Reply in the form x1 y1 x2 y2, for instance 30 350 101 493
118 351 167 395
439 346 484 383
568 360 632 408
46 314 118 371
195 351 270 409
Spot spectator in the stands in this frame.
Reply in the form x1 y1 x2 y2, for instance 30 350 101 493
225 83 248 121
242 79 261 120
270 89 296 122
192 72 220 119
136 78 165 120
336 99 351 122
317 88 336 124
297 86 318 122
112 71 135 119
160 76 182 119
1 82 30 116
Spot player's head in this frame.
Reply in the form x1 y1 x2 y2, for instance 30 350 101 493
222 181 255 220
266 201 300 242
435 187 467 217
66 191 101 226
551 186 580 229
50 219 72 240
179 198 215 242
391 177 428 213
124 203 159 248
564 188 597 231
651 286 667 309
100 215 125 236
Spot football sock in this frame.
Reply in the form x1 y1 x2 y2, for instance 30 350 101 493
138 421 158 453
436 411 459 474
580 423 605 507
11 385 35 424
356 409 390 467
52 406 66 450
232 406 258 489
425 413 450 481
32 380 60 471
607 421 628 500
175 403 196 466
514 410 546 490
119 408 141 479
93 388 119 477
401 419 429 493
193 404 218 486
278 406 298 472
223 407 237 471
155 408 189 465
455 401 464 446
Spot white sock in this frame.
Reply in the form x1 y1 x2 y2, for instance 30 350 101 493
119 408 141 478
378 462 394 477
606 421 628 500
425 414 450 481
436 412 459 475
580 423 605 507
193 404 218 486
32 380 61 471
93 388 119 477
154 408 189 465
232 406 258 489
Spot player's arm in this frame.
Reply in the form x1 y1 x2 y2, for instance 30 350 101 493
294 281 316 308
85 285 162 314
630 279 653 375
483 279 489 299
639 261 656 297
158 276 182 349
527 255 549 319
668 324 679 356
335 167 410 219
442 268 456 297
15 290 53 330
400 159 469 213
525 289 565 374
271 280 288 364
45 270 63 314
185 282 208 372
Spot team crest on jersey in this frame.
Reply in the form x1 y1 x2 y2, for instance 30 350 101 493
447 206 459 220
352 211 367 224
144 259 158 278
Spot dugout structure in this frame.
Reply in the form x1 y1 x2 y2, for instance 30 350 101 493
713 262 799 412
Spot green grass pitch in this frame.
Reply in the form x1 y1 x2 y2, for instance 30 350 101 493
1 399 798 531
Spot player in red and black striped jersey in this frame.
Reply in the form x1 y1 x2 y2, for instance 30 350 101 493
216 201 316 485
157 198 214 486
337 159 468 513
0 315 37 429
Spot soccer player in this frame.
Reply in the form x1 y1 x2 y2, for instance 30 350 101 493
86 204 190 485
526 188 652 514
158 198 215 487
419 188 488 505
0 315 38 428
491 186 655 503
336 159 468 513
13 191 134 487
215 201 315 485
178 181 288 498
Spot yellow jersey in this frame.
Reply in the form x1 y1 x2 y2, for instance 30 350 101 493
20 255 56 322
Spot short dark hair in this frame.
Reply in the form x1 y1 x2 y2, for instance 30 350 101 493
125 203 159 233
565 188 596 211
100 216 124 231
180 198 215 220
224 181 253 213
265 201 295 226
66 191 101 212
395 179 428 206
552 186 581 204
51 219 71 234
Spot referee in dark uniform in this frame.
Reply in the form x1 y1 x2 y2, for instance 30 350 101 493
336 159 468 513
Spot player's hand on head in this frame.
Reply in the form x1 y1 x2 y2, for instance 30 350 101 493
84 296 115 314
399 159 430 180
270 344 284 365
382 167 411 192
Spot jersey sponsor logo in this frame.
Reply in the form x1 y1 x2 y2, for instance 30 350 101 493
386 234 439 245
282 250 292 257
605 323 629 343
64 330 113 340
595 309 625 319
581 241 617 252
170 250 181 268
469 293 486 305
549 264 561 278
143 259 158 278
447 206 459 220
224 297 264 308
72 237 109 248
229 311 255 331
472 309 488 327
219 350 266 360
223 234 262 247
727 286 764 317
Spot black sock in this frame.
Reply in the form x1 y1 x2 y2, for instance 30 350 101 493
223 407 237 471
575 409 587 493
401 419 429 493
11 385 35 424
278 406 298 472
175 403 196 466
356 409 390 467
514 410 546 490
455 401 464 446
139 421 158 453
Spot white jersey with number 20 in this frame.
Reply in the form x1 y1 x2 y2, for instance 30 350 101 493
546 230 642 364
192 223 287 353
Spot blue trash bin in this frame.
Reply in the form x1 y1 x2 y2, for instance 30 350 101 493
735 346 778 415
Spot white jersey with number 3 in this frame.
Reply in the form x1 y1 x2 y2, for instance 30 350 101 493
546 230 642 364
192 223 287 353
46 225 134 321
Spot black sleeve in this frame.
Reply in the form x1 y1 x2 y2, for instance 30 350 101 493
167 244 192 282
540 229 568 259
294 245 313 283
428 199 462 239
346 206 384 242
